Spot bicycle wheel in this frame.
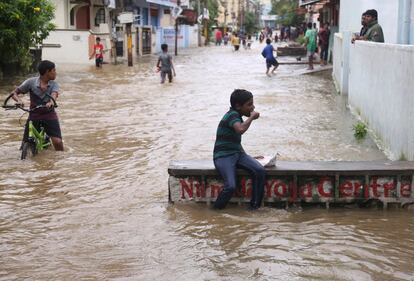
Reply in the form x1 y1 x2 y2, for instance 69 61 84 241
20 141 37 160
21 142 29 160
31 141 38 156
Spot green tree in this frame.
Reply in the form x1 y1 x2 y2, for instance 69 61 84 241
207 0 219 31
244 11 258 34
270 0 304 26
0 0 55 72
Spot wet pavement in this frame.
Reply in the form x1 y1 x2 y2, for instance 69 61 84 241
1 43 413 281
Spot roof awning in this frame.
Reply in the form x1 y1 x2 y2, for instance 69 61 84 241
146 0 177 8
299 0 322 6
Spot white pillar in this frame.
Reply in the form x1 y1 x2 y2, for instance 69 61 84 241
398 0 412 44
411 0 414 44
340 31 352 95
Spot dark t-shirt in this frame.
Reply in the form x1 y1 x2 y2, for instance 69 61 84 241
213 108 243 159
17 77 60 120
158 53 172 72
318 28 330 46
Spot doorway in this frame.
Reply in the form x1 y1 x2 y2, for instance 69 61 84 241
142 28 151 54
76 6 90 29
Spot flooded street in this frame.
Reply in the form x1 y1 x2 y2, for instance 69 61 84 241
1 44 413 281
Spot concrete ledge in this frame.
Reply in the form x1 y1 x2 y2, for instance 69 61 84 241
277 46 306 56
169 160 414 175
168 160 414 208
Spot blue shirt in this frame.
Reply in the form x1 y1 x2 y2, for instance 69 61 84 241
261 44 275 60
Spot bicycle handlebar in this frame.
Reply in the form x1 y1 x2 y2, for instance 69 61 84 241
2 93 58 112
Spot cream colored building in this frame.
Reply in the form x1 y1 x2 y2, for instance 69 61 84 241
217 0 261 31
51 0 113 31
43 0 115 64
217 0 240 30
43 0 198 64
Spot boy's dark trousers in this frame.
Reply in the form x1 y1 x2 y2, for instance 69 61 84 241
161 70 172 83
214 152 266 209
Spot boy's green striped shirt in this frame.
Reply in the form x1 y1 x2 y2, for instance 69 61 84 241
213 108 243 159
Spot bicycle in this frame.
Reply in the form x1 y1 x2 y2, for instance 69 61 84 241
3 93 58 160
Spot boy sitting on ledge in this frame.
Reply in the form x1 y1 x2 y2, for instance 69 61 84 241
213 89 266 210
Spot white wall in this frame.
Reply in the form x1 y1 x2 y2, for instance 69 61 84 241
155 25 199 52
339 0 399 43
188 25 199 47
43 30 110 64
43 30 89 64
51 0 68 29
348 41 414 160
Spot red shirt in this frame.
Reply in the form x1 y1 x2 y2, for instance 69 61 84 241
94 43 104 58
215 30 222 40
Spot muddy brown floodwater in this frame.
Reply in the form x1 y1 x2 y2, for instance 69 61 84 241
1 44 413 281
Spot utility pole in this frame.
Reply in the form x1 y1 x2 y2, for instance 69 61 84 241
224 5 228 34
237 0 240 30
203 1 209 46
204 17 208 45
126 23 133 66
238 0 244 31
197 0 201 46
175 0 181 56
118 0 125 65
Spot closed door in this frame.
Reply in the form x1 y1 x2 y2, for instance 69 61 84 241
142 28 151 54
76 6 90 30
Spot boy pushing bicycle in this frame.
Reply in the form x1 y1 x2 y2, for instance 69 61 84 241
10 60 64 151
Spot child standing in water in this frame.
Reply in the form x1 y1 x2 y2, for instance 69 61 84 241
156 44 176 83
261 38 279 76
89 37 104 67
213 89 266 210
231 33 240 51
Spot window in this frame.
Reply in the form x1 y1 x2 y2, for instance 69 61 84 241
95 8 106 26
150 8 158 17
133 8 141 26
134 14 141 26
143 8 149 25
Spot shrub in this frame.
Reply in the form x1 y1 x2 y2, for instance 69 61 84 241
353 121 367 140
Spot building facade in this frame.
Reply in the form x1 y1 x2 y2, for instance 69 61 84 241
216 0 259 31
42 0 199 64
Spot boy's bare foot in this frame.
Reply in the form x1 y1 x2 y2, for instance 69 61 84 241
266 73 271 77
